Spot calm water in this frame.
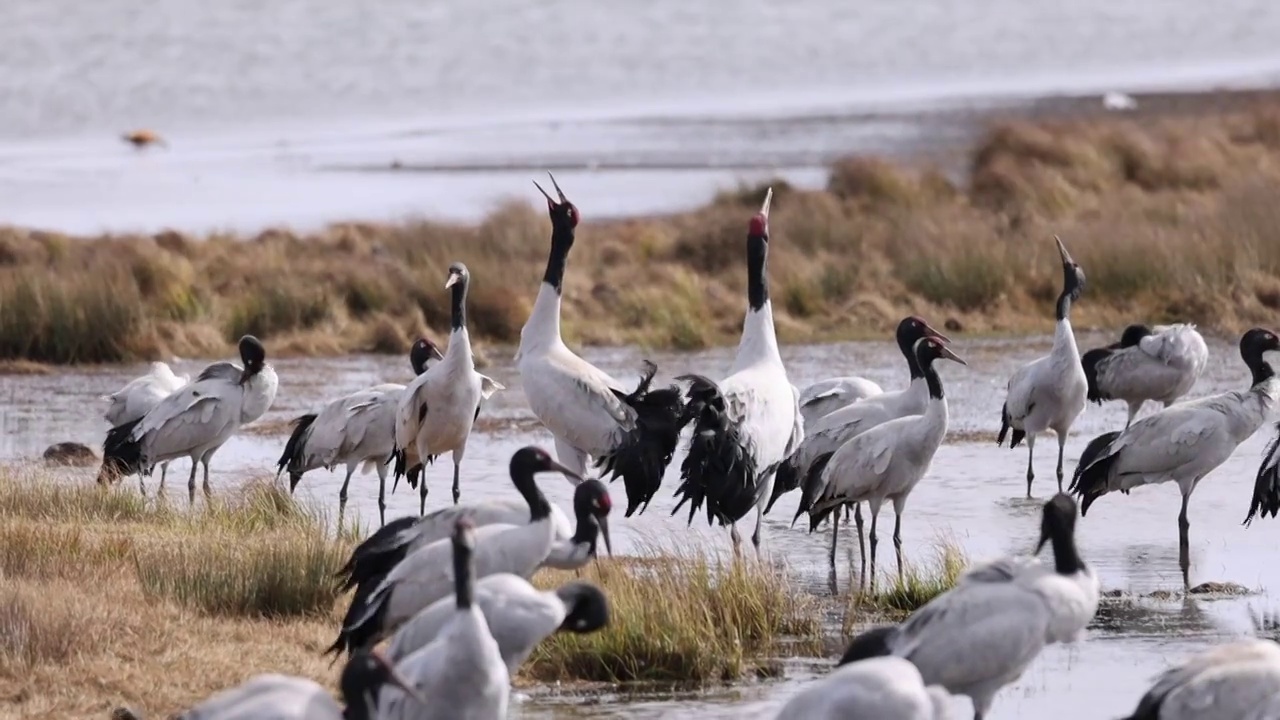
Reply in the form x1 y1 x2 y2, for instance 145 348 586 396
2 0 1280 233
3 332 1279 718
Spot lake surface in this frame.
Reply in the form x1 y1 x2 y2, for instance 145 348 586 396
3 331 1280 718
2 0 1280 233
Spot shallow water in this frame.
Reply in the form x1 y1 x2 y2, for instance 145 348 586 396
4 331 1280 717
3 0 1280 233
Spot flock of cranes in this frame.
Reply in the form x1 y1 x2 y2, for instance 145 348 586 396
89 176 1280 718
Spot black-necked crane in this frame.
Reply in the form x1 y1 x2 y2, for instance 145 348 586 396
1081 322 1208 428
1120 637 1280 719
998 236 1087 497
514 173 687 517
99 335 278 504
277 338 443 526
98 360 189 493
796 376 884 426
773 656 956 720
1245 423 1280 526
672 188 804 554
1071 327 1280 588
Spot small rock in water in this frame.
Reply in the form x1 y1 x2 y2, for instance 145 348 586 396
1188 581 1251 596
944 317 963 332
110 707 143 720
42 442 98 467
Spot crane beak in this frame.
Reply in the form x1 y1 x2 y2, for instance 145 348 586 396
1054 235 1074 265
547 459 584 484
760 187 773 218
1033 530 1049 556
532 172 568 206
938 346 968 366
922 321 951 344
429 345 445 362
445 272 461 290
597 515 613 557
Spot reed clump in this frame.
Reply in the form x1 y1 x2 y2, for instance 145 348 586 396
4 103 1280 365
842 538 969 632
525 543 824 684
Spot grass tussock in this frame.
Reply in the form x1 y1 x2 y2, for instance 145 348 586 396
6 101 1280 363
843 539 969 631
525 543 823 684
0 467 355 719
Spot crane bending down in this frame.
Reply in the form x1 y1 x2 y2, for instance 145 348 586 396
1081 322 1208 429
998 236 1088 497
672 188 804 554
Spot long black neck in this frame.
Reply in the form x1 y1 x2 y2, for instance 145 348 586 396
1049 523 1085 575
570 512 599 552
450 276 468 332
922 358 944 400
747 235 768 311
514 469 553 522
1056 265 1077 321
453 540 474 610
1249 357 1275 387
542 226 574 294
900 334 924 380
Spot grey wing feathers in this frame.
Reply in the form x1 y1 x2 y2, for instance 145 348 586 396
196 361 242 383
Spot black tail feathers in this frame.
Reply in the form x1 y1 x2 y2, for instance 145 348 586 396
794 451 835 529
277 413 317 491
100 418 145 483
763 454 801 516
597 360 688 517
326 579 393 658
1069 430 1122 515
671 373 759 527
334 515 419 593
1244 426 1280 527
996 402 1026 449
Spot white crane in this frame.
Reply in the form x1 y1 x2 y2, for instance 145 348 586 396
170 650 422 720
98 361 189 493
773 656 955 720
1081 323 1209 428
1070 327 1280 588
100 335 278 504
796 376 884 426
998 236 1088 498
766 316 951 526
376 518 510 720
839 493 1099 720
335 473 611 596
1245 423 1280 526
276 338 443 526
801 337 966 581
672 188 804 553
395 263 505 514
515 173 687 517
1120 638 1280 719
327 447 611 655
385 574 609 674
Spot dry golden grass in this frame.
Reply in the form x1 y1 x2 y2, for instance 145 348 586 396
4 103 1280 364
0 469 854 718
842 538 969 634
526 542 824 684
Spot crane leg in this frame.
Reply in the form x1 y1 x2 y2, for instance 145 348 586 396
893 512 904 580
1178 493 1191 589
751 503 764 558
187 461 199 506
828 507 840 567
419 464 429 516
159 462 168 495
1025 434 1036 498
730 523 742 557
868 510 880 591
376 462 389 527
1055 433 1067 492
452 462 461 505
854 504 866 588
338 465 355 520
201 456 212 501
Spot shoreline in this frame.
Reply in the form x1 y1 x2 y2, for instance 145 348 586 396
3 88 1280 365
